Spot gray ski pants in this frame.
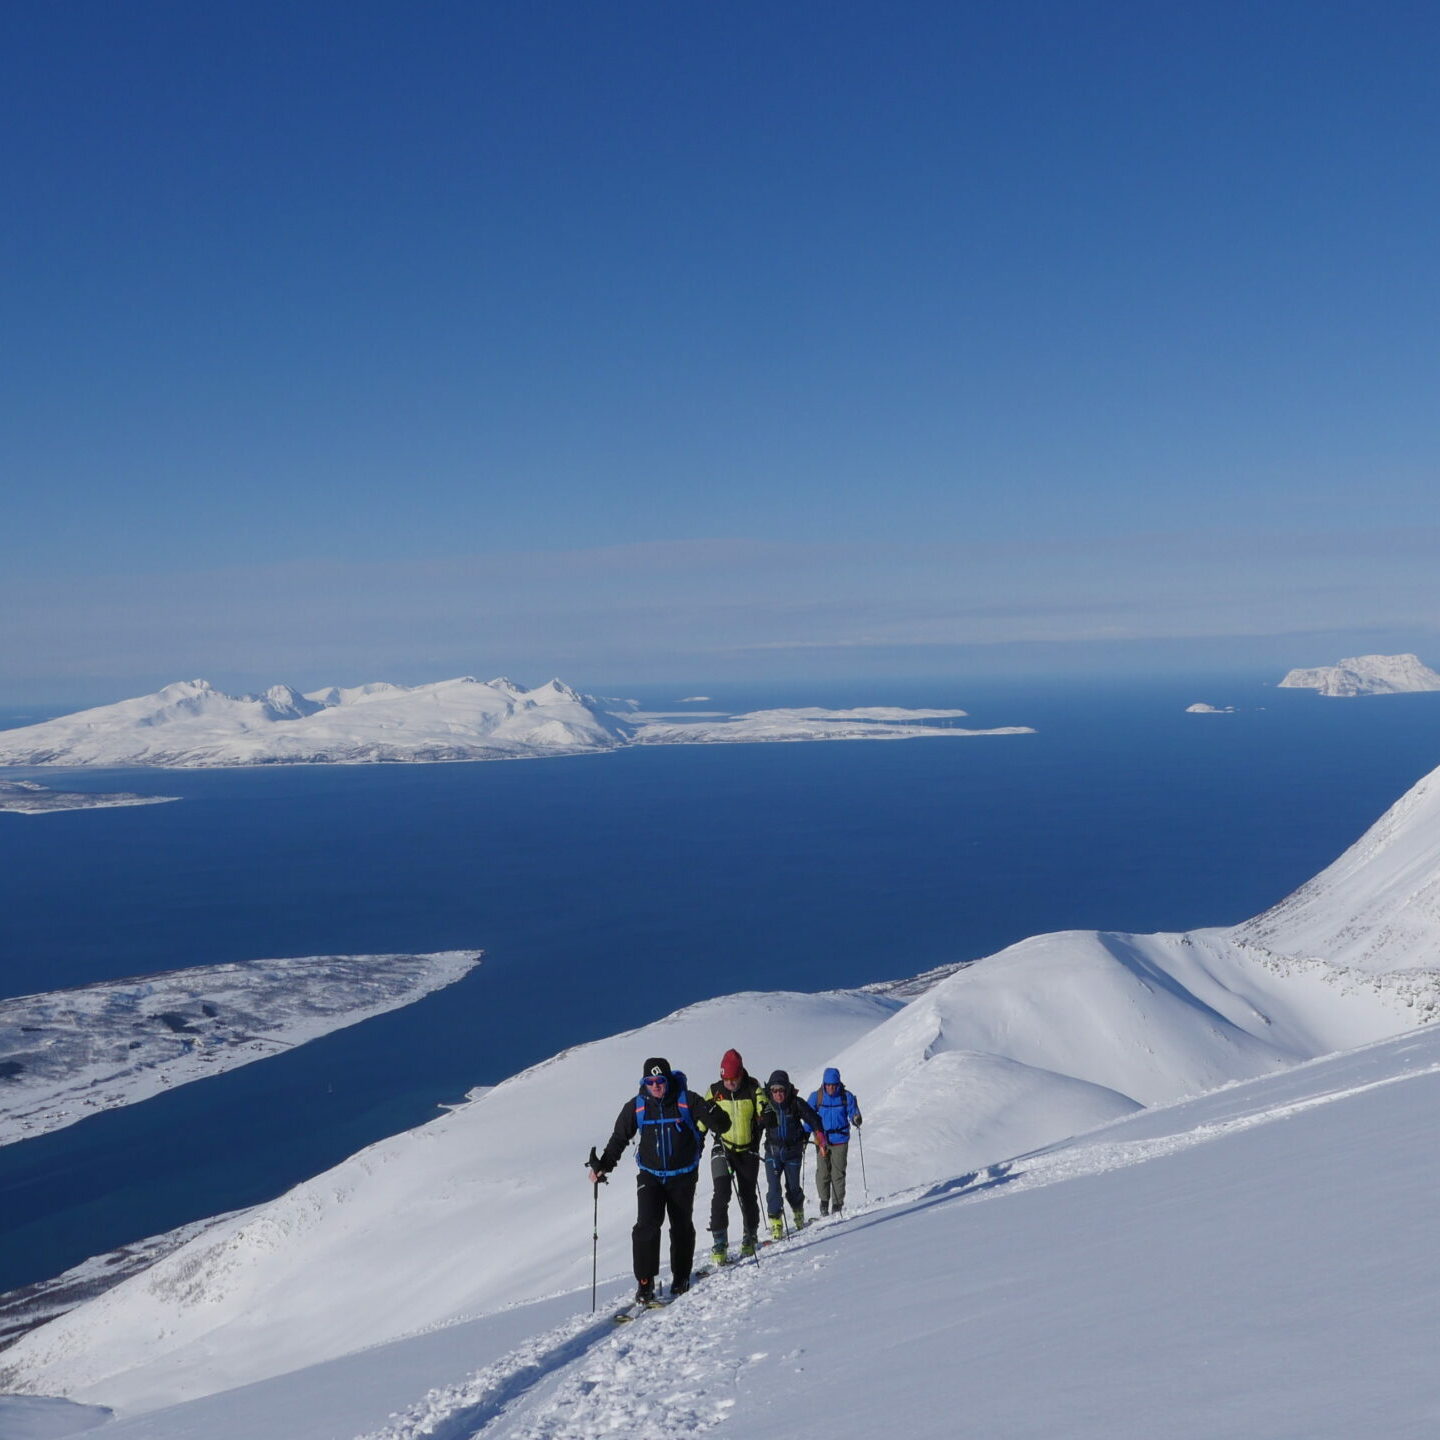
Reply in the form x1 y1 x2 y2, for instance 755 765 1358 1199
814 1140 850 1212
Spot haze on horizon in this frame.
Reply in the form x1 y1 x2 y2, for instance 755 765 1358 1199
4 2 1438 706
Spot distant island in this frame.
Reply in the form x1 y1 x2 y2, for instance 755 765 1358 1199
1185 703 1235 714
0 779 179 815
1278 653 1440 697
0 677 1034 768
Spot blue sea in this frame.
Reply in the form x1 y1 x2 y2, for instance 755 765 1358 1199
3 674 1439 1294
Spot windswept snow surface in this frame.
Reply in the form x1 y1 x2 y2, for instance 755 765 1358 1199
0 952 481 1144
4 906 1434 1414
27 1025 1440 1440
12 753 1440 1430
0 680 1032 767
1278 652 1440 696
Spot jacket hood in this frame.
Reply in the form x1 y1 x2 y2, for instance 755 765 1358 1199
765 1069 792 1093
822 1067 842 1086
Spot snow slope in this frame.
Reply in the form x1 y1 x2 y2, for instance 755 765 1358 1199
1233 759 1440 976
10 750 1440 1430
0 680 1032 768
18 1020 1440 1440
1278 652 1440 695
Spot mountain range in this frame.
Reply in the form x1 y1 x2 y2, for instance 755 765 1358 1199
0 678 1030 767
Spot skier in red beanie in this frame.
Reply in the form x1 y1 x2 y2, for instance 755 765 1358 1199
701 1049 767 1265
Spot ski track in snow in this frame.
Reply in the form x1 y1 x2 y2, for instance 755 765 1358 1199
359 1045 1440 1440
362 1235 853 1440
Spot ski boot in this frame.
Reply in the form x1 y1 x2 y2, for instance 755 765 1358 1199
670 1274 692 1297
792 1203 806 1231
710 1230 729 1267
768 1215 784 1240
739 1230 758 1258
819 1202 829 1217
635 1278 656 1306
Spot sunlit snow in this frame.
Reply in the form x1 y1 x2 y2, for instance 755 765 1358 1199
8 741 1440 1437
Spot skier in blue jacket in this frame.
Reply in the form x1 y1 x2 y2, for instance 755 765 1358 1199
806 1067 862 1216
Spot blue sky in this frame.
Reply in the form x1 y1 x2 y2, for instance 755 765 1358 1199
4 1 1438 701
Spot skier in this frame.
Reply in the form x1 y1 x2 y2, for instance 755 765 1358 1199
806 1066 863 1216
759 1069 827 1238
701 1048 766 1265
588 1057 731 1305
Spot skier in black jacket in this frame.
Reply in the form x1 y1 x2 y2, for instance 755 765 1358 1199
760 1069 827 1238
589 1056 731 1304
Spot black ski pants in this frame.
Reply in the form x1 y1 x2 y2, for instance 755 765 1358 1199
708 1147 761 1237
632 1169 698 1285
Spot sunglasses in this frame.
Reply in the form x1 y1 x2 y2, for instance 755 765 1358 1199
642 1077 668 1088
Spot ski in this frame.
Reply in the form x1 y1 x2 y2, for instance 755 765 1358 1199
611 1268 710 1323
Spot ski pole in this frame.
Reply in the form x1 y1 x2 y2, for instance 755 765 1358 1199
587 1148 606 1313
721 1145 760 1265
857 1125 869 1204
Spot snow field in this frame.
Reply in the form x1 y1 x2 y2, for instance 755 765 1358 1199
11 746 1440 1434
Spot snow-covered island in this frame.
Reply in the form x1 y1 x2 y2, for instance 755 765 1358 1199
1184 702 1235 713
1278 652 1440 696
0 678 1033 768
6 746 1440 1436
0 779 178 815
0 951 480 1145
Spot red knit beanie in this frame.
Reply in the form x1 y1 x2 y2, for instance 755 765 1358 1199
720 1049 743 1081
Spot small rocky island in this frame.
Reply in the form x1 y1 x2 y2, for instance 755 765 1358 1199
1278 653 1440 697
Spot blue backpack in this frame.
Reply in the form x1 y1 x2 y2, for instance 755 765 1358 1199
633 1070 703 1177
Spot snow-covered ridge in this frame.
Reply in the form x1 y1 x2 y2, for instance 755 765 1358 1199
0 951 481 1145
0 678 1033 768
1278 652 1440 696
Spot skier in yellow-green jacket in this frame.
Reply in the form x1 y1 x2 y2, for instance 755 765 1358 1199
700 1049 767 1265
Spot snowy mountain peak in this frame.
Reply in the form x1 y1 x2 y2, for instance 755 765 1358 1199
258 685 323 721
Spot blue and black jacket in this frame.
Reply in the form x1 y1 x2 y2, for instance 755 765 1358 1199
759 1069 825 1162
596 1071 731 1179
